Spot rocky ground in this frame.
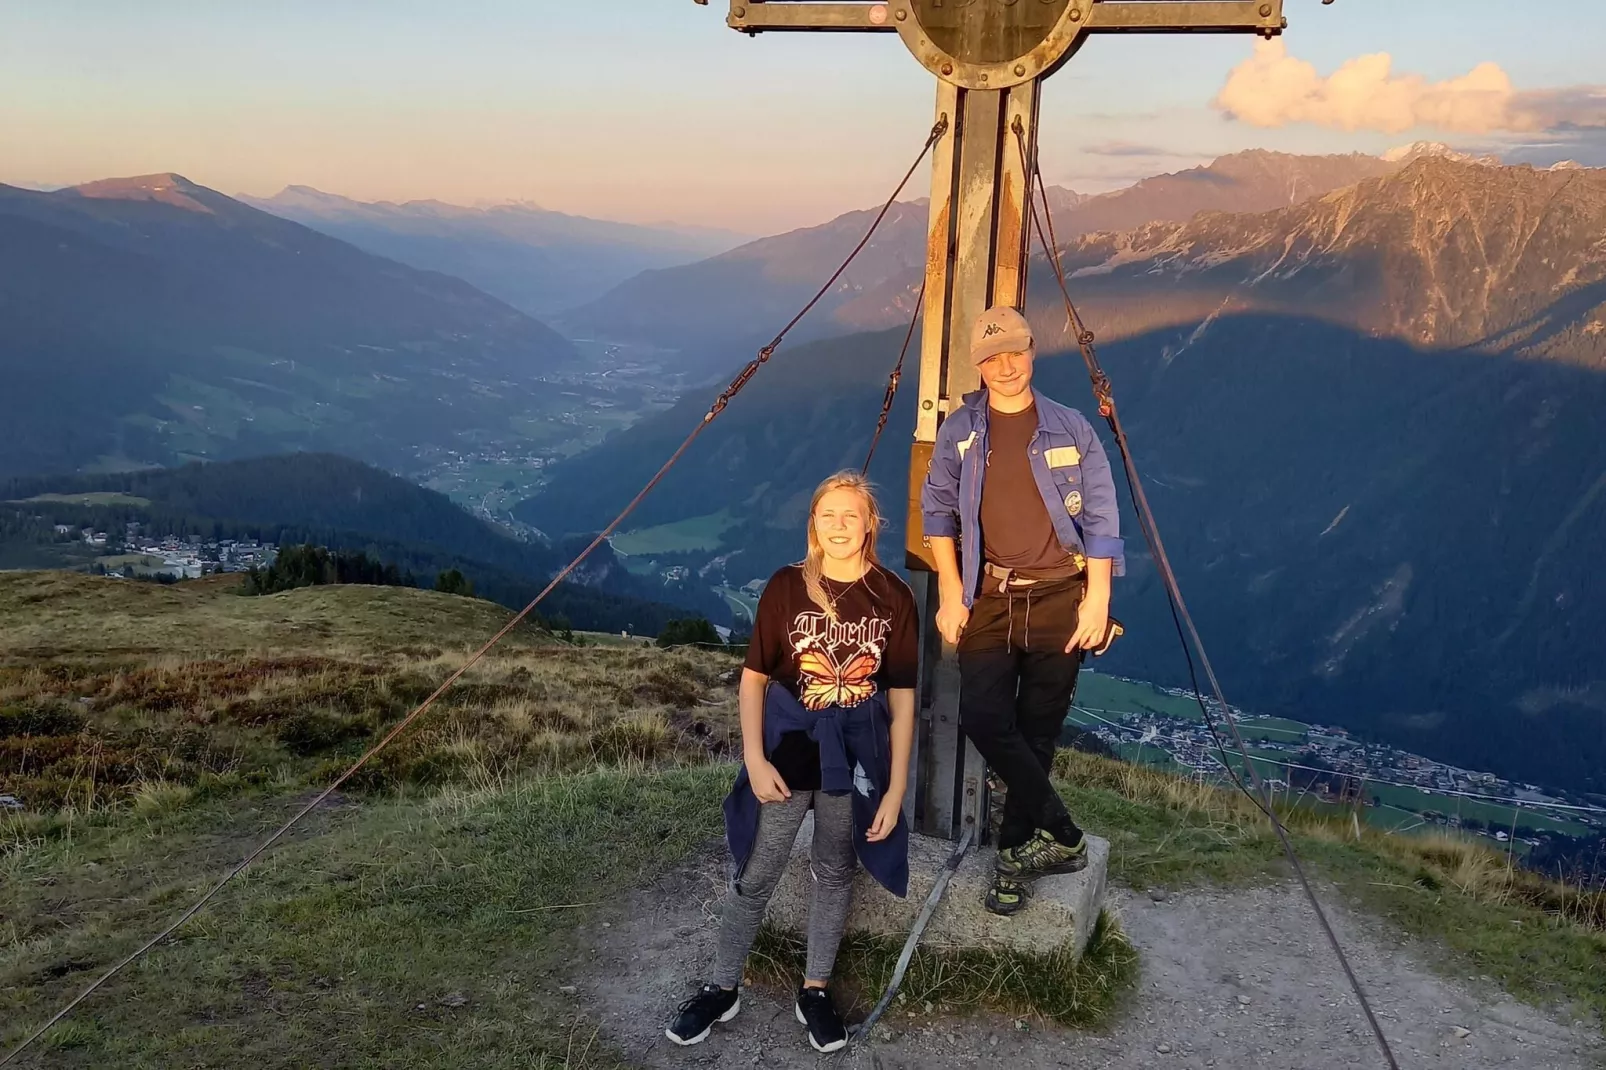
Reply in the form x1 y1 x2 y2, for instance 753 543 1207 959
570 852 1604 1070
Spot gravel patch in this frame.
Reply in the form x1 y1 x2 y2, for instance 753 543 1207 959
572 854 1603 1069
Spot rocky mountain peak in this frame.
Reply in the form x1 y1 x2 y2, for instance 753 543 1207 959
1381 141 1502 167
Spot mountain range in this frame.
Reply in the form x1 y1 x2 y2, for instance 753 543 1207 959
11 146 1605 791
0 174 576 479
240 187 748 316
1026 155 1606 361
555 149 1406 376
519 156 1606 795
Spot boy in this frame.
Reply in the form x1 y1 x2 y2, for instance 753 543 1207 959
920 305 1123 915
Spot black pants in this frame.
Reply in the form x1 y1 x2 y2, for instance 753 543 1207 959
958 575 1085 851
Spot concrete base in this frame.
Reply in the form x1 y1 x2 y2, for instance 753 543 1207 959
768 816 1109 959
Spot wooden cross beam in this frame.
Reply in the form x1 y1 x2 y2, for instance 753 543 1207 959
724 1 1285 37
707 0 1289 842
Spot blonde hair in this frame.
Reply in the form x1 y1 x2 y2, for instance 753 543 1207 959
802 470 884 622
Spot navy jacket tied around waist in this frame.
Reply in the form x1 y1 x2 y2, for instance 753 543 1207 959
723 685 909 898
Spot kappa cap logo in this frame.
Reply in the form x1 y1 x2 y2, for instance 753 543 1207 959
982 322 1005 337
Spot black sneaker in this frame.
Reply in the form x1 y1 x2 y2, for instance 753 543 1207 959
665 983 740 1046
794 986 848 1053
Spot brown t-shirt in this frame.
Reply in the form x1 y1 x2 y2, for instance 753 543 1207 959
979 403 1079 579
744 563 919 791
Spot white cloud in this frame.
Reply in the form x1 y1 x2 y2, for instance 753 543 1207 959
1214 41 1606 135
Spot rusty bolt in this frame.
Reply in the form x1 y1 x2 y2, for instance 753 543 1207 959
1259 2 1272 15
979 72 988 82
1069 7 1082 21
1014 63 1026 76
733 4 746 16
896 8 907 20
922 400 934 410
941 62 953 76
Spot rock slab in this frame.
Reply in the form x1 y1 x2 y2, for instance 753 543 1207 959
767 816 1109 958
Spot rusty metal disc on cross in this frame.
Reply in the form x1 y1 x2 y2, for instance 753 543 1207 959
895 0 1084 88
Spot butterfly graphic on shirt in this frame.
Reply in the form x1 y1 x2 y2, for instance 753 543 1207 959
795 640 882 712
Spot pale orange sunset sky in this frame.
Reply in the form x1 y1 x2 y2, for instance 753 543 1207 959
3 1 1603 234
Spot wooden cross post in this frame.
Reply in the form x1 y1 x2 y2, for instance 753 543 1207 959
713 0 1287 842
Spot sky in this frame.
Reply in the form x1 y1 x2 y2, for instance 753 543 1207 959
2 1 1603 234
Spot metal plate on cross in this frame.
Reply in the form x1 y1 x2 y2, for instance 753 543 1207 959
898 0 1084 89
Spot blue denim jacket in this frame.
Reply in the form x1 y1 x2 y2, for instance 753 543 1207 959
723 685 909 898
919 388 1125 608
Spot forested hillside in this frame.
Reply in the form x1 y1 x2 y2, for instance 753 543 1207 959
3 454 730 633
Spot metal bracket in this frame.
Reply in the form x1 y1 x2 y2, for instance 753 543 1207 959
725 2 898 33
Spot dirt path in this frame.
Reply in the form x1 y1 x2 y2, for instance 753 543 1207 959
574 853 1603 1070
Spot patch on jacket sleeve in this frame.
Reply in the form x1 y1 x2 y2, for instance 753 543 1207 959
1065 490 1084 517
1045 445 1082 467
956 431 979 460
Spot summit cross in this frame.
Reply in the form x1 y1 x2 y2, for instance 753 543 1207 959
703 0 1290 841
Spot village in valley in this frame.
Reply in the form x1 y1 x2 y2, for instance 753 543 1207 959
74 521 278 580
409 340 682 535
1070 672 1603 850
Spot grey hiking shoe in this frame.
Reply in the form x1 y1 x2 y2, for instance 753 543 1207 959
995 828 1088 879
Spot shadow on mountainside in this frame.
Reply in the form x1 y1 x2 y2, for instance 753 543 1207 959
521 314 1606 794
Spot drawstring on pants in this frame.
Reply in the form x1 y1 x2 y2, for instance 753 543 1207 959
1004 585 1035 651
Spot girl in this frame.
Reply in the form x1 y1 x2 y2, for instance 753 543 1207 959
666 471 917 1054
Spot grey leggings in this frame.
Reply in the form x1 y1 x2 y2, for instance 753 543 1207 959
710 790 856 988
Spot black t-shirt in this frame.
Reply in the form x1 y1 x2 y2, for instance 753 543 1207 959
744 562 919 791
980 403 1079 579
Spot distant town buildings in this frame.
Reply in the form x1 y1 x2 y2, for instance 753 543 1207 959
87 522 278 580
1076 671 1599 844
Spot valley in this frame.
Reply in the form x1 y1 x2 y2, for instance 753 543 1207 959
8 145 1606 832
408 338 685 530
0 175 576 479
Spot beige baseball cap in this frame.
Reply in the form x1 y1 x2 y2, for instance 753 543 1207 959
970 305 1034 366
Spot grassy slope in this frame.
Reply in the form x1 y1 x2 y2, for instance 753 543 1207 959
3 768 731 1069
0 571 740 812
7 752 1603 1068
2 574 1603 1066
1075 672 1203 720
1 571 540 657
1054 753 1606 1020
